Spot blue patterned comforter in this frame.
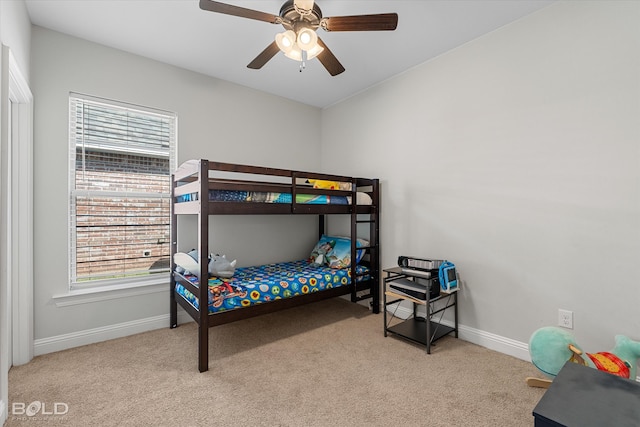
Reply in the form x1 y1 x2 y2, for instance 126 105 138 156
175 259 369 314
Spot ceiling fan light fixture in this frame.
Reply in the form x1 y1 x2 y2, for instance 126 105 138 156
278 27 322 64
275 30 296 53
283 44 323 62
305 44 324 60
296 27 318 51
283 45 303 61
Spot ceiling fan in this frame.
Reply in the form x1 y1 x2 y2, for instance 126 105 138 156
199 0 398 76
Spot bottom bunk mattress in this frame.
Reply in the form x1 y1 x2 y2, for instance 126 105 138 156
175 259 370 314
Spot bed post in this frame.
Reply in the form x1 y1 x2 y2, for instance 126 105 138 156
350 179 358 303
198 159 210 373
318 214 325 239
370 179 380 314
170 173 178 328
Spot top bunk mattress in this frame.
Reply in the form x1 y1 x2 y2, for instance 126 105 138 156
177 190 371 205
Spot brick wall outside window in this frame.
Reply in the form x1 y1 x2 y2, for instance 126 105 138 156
74 150 170 280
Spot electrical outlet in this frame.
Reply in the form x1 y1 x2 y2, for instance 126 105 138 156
558 309 573 329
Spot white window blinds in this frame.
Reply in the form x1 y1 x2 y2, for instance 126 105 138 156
69 93 176 288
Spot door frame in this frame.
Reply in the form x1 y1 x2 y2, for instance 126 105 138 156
7 46 34 366
0 45 33 425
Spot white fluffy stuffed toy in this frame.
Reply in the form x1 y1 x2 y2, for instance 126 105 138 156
174 251 237 278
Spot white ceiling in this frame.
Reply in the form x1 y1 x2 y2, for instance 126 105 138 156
24 0 555 108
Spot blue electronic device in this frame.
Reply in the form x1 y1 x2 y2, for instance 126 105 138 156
438 261 458 293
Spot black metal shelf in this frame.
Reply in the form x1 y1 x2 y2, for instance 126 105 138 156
383 266 458 353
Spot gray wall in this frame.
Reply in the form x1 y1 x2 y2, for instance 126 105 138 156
0 0 31 79
321 1 640 354
31 27 322 342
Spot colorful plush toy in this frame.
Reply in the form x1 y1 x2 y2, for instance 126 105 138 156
526 326 640 388
307 179 351 191
309 239 336 267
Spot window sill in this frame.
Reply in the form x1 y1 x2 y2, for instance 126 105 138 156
53 276 170 307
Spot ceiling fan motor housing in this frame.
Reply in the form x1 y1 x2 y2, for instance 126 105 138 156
280 0 322 31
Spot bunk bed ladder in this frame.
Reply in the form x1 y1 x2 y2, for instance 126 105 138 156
350 179 380 314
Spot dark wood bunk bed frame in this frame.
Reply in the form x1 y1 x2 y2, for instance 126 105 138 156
169 159 380 372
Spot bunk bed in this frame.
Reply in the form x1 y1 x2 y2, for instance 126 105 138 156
170 159 380 372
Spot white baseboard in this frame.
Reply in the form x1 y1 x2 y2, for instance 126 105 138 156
34 311 193 356
386 304 531 362
457 323 530 361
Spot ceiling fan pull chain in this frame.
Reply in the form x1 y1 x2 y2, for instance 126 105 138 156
300 50 308 72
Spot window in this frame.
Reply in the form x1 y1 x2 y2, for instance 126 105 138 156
69 93 176 289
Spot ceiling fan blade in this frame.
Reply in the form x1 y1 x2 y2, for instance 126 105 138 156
199 0 280 24
321 13 398 32
316 38 345 76
247 41 280 70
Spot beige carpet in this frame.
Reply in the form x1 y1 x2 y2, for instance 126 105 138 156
7 298 545 426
